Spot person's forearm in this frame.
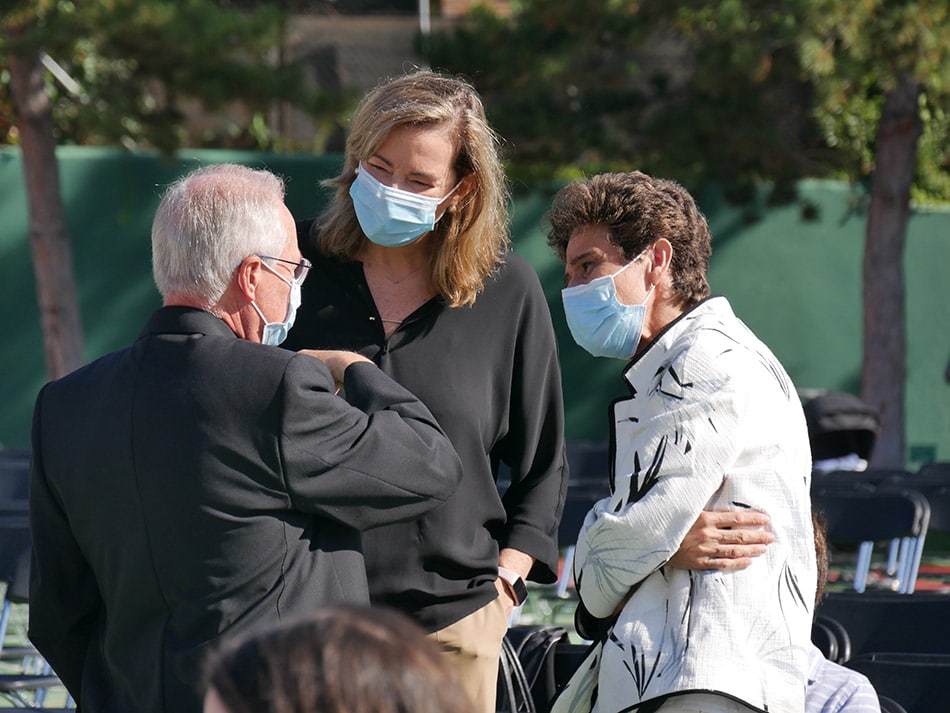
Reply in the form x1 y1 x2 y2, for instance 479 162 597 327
498 547 533 579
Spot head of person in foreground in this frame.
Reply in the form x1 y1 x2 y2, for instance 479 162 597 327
202 604 475 713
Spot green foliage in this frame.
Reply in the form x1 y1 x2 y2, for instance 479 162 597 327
420 1 657 186
914 96 950 206
642 2 828 202
794 0 950 204
421 0 950 203
1 0 320 153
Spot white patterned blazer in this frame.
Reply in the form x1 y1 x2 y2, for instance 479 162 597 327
558 296 816 713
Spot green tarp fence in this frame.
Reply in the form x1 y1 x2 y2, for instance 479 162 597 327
2 146 948 465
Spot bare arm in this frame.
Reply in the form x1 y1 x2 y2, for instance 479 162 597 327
667 510 774 571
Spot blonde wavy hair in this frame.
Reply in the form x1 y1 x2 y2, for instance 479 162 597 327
315 69 510 307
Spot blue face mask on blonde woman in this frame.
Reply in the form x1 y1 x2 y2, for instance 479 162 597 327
349 163 462 248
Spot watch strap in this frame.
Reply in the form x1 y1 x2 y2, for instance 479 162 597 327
498 566 528 605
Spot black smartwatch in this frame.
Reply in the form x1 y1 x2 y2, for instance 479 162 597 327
498 566 528 605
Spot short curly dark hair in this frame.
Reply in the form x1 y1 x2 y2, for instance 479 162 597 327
546 171 711 309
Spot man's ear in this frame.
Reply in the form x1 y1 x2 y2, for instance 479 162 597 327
235 255 261 302
647 238 673 277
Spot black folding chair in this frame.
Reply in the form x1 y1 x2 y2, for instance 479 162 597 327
555 442 610 599
845 652 950 713
0 459 72 708
812 488 930 593
914 461 950 483
877 696 909 713
816 591 950 661
811 468 912 494
811 614 852 665
0 448 31 500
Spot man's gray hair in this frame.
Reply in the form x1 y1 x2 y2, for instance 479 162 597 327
152 164 288 306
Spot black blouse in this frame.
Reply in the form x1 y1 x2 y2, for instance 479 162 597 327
283 223 569 631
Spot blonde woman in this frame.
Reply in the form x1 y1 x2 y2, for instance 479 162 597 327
284 70 568 713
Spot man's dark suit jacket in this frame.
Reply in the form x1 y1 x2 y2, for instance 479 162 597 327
28 307 462 713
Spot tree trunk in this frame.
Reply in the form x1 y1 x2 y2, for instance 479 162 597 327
862 73 922 468
7 32 85 380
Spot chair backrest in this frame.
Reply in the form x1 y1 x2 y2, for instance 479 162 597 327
0 506 36 685
877 695 909 713
813 487 929 543
811 614 852 665
908 484 950 534
816 592 950 659
557 482 609 549
0 507 31 604
563 441 610 480
812 487 930 593
914 461 950 482
501 625 570 713
811 468 912 494
553 642 593 692
845 653 950 713
0 449 30 501
558 442 610 548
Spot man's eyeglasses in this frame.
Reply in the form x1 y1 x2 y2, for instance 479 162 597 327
257 255 312 285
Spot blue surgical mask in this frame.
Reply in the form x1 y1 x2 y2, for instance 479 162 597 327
252 262 302 346
349 164 460 247
561 250 654 360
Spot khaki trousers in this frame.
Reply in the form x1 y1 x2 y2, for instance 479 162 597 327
430 595 509 713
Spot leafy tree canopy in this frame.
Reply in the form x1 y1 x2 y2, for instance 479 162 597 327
422 0 950 204
1 0 323 153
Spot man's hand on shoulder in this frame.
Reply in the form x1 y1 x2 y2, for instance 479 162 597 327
668 509 774 571
297 350 373 390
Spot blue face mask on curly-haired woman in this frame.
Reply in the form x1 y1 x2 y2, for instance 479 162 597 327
349 164 461 247
561 249 654 360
